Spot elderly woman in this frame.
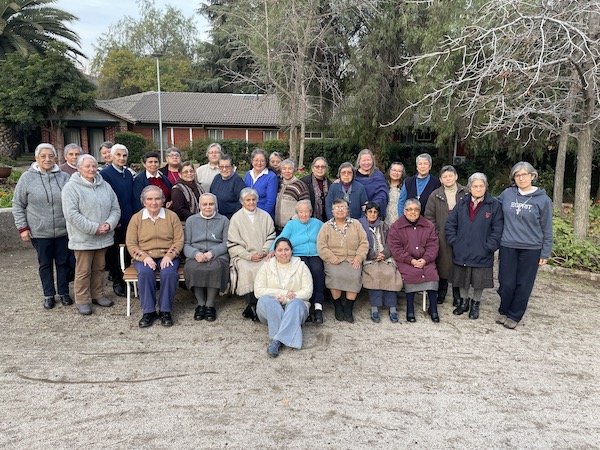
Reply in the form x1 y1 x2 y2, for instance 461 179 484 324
445 173 503 319
244 148 279 218
274 200 325 323
209 153 246 219
13 143 72 309
359 202 404 323
196 143 221 189
171 161 205 222
388 198 440 323
269 151 283 177
424 165 468 306
275 158 310 230
126 185 184 328
300 156 332 222
163 147 182 185
132 151 173 211
496 162 552 329
385 161 405 227
354 149 389 218
256 238 313 357
184 193 229 322
62 155 121 315
228 187 276 319
398 153 441 213
325 162 368 220
317 198 369 323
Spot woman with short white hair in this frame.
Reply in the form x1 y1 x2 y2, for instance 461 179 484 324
275 158 309 230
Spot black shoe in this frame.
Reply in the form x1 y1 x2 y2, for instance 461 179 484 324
332 299 344 321
452 297 459 307
453 298 470 315
139 312 158 328
406 313 416 323
342 299 355 323
314 309 324 324
43 296 55 309
428 309 440 323
242 304 258 321
194 305 206 321
59 294 73 306
160 311 173 327
205 307 216 322
113 281 126 298
469 301 480 320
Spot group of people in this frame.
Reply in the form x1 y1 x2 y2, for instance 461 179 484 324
13 142 553 358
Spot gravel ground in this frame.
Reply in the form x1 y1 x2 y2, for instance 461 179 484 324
1 248 599 449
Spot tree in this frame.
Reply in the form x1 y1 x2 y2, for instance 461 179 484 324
0 0 84 157
0 47 95 157
389 0 600 238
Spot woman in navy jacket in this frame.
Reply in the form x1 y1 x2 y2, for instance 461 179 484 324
445 173 503 320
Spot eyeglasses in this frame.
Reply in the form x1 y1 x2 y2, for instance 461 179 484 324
168 153 181 158
313 165 327 169
333 205 348 210
514 173 532 179
181 169 195 175
219 165 232 170
405 208 420 212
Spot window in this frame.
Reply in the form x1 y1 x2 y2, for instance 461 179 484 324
263 130 279 141
208 129 224 140
415 130 434 143
152 128 168 149
304 131 323 140
88 128 105 159
64 127 81 146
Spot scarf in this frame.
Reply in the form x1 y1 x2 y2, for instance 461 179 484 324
173 179 203 216
312 175 329 220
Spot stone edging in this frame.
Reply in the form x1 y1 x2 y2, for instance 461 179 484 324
541 264 599 282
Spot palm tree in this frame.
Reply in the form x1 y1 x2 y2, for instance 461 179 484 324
0 0 83 157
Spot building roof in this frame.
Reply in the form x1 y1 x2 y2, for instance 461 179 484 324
95 92 282 127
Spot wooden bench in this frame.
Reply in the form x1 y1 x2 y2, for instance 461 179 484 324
119 245 185 317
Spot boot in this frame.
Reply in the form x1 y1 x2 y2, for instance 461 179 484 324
242 293 258 321
452 286 461 307
453 297 470 315
342 298 355 323
332 298 344 321
437 279 448 304
469 300 480 320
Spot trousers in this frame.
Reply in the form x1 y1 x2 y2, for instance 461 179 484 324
257 297 309 349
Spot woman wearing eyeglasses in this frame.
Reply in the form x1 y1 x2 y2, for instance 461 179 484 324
496 162 552 329
209 153 246 220
171 161 205 222
300 156 332 222
325 162 368 220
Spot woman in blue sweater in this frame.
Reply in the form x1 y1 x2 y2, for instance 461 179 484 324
244 148 278 218
325 162 368 219
496 162 553 329
272 200 325 323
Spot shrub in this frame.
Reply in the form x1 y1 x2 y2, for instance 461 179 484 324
550 213 600 273
114 131 153 166
0 168 23 208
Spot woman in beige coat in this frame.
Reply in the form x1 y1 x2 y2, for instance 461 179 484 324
317 198 368 323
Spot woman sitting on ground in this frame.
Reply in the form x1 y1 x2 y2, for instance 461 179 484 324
445 172 503 320
171 161 205 222
273 200 325 323
358 202 403 323
255 237 313 358
388 198 440 323
228 187 276 320
317 198 368 323
275 158 310 230
126 185 184 328
184 193 230 322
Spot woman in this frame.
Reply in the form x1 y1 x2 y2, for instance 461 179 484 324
256 238 313 357
132 151 173 211
274 200 325 323
388 198 440 323
325 162 368 220
275 158 310 230
300 156 332 222
171 161 205 222
195 142 221 190
445 173 503 319
209 153 246 219
496 162 552 329
354 149 389 218
13 143 72 309
184 193 229 322
424 165 468 306
398 153 441 213
317 198 369 323
163 147 182 185
359 202 403 323
385 161 405 227
126 185 184 328
228 188 276 319
244 148 279 218
62 155 121 315
269 151 283 177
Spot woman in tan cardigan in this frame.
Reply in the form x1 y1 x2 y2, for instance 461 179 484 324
317 198 368 323
126 185 184 328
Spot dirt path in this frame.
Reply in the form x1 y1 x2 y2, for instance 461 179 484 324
1 248 599 448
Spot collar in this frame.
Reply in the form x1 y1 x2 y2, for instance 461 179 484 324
250 168 269 182
112 163 125 173
142 208 166 220
146 170 161 179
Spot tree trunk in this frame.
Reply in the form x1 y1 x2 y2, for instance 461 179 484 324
553 123 569 215
573 123 593 238
298 120 306 169
288 124 298 162
0 124 19 159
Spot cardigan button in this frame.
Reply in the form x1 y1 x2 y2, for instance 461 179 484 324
415 246 419 249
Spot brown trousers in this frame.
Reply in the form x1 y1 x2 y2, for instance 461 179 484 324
74 249 107 305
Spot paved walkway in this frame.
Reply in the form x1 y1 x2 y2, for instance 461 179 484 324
1 248 599 448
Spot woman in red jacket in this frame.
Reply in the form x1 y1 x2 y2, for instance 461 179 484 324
388 198 440 322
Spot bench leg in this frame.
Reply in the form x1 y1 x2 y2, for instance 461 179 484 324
422 291 427 312
127 282 132 317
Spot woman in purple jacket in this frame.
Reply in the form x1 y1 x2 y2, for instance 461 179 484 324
354 149 389 219
388 198 440 323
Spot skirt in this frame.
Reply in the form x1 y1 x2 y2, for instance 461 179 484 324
362 261 403 291
404 281 439 293
324 261 362 293
451 265 493 289
184 256 229 291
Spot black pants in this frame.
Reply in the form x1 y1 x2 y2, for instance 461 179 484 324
498 246 541 322
31 236 71 297
300 256 325 305
105 226 128 283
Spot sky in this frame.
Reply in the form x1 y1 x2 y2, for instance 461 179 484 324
55 1 208 70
